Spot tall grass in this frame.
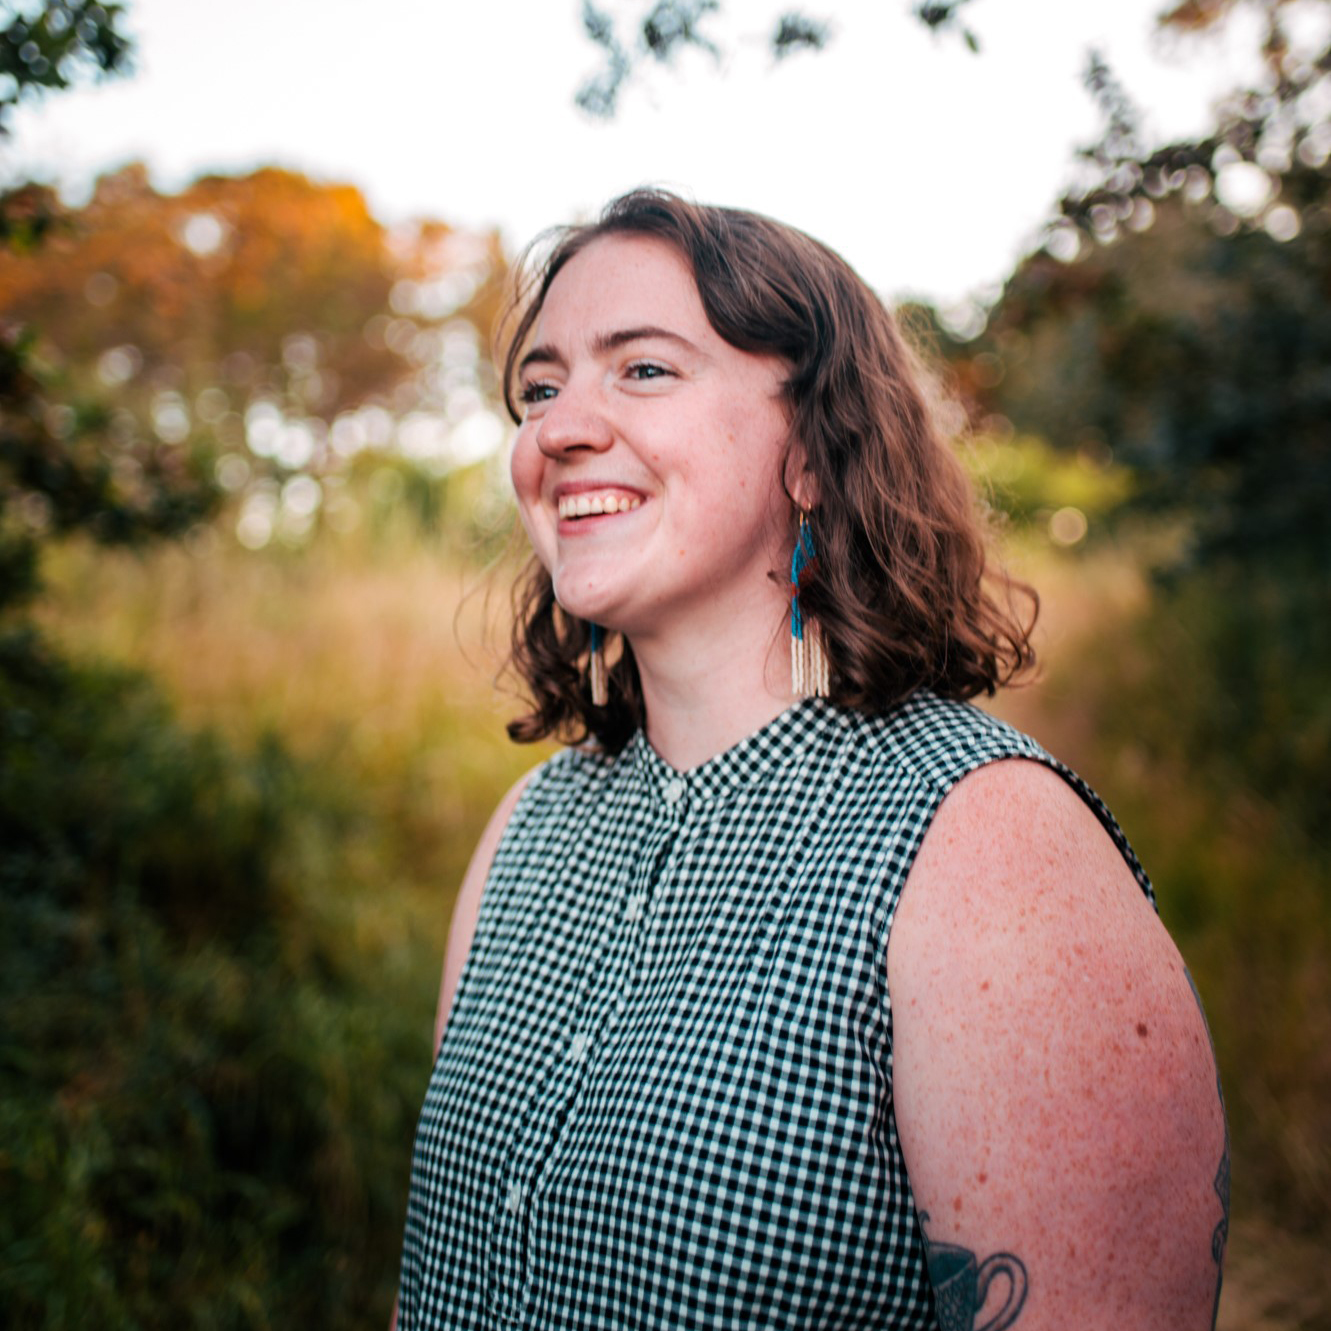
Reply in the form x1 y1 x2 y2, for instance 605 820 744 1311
39 529 545 916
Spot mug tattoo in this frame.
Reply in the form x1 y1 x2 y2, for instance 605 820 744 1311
919 1211 1029 1331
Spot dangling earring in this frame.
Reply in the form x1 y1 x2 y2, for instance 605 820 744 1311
790 511 830 698
587 622 609 707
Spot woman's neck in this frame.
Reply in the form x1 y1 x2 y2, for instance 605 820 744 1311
629 600 799 771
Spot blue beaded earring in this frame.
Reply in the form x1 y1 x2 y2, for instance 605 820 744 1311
587 622 609 707
790 511 830 698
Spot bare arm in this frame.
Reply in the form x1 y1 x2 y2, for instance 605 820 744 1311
392 770 536 1331
432 770 536 1056
888 759 1228 1331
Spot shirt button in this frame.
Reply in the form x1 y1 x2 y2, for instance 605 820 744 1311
616 996 627 1016
569 1032 589 1064
506 1182 523 1215
663 777 685 804
625 893 645 923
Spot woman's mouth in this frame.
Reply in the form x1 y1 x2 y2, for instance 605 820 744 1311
557 491 644 520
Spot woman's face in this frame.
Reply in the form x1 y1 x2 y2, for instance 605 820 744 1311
510 234 794 645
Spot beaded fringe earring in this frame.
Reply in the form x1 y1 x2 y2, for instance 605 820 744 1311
790 512 830 698
587 622 609 707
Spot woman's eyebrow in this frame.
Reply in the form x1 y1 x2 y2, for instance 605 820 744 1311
518 343 564 374
519 326 703 375
590 326 701 356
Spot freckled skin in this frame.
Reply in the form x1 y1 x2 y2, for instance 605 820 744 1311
890 759 1227 1330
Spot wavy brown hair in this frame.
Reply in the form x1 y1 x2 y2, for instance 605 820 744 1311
501 189 1036 753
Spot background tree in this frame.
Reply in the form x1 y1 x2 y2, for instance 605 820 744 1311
0 161 508 563
929 0 1331 1236
0 8 512 1327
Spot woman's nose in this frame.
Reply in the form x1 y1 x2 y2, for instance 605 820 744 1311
535 381 614 458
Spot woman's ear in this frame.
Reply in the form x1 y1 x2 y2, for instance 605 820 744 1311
786 455 820 512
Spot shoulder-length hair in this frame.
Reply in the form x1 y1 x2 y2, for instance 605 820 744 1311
500 188 1036 754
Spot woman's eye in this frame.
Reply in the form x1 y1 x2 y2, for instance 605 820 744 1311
626 361 671 382
519 381 558 405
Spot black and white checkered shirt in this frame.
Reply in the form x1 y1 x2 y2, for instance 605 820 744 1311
397 691 1151 1329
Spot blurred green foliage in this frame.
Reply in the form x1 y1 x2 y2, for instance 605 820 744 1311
976 188 1331 580
961 206 1331 844
963 433 1133 532
1049 566 1331 1235
0 8 480 1325
0 621 434 1328
946 23 1331 856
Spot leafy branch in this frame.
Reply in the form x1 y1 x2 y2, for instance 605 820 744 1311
0 0 132 135
576 0 979 118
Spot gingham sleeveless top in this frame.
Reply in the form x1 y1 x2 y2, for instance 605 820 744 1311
397 692 1152 1329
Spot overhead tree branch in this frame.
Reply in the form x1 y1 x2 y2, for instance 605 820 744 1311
0 0 132 136
574 0 979 118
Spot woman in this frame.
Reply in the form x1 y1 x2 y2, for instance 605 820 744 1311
395 190 1228 1330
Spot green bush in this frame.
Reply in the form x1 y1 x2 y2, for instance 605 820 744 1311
0 626 431 1328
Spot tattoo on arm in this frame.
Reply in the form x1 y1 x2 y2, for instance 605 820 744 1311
1186 969 1230 1331
916 975 1227 1331
918 1210 1028 1331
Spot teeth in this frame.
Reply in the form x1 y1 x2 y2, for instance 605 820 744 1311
558 493 643 520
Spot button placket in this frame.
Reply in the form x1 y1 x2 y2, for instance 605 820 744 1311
517 805 675 1228
488 827 658 1321
609 790 685 1028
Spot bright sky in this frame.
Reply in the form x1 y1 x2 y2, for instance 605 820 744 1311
6 0 1265 307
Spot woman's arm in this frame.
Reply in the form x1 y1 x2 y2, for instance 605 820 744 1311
392 770 536 1330
888 758 1227 1331
432 770 536 1056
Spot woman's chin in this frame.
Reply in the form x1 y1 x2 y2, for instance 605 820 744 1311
552 569 627 626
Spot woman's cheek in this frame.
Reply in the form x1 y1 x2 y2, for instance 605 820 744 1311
509 431 547 545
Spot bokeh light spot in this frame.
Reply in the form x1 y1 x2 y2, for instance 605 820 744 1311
236 489 277 549
215 453 250 492
97 344 141 386
449 410 506 467
85 272 118 306
1264 204 1301 242
179 212 228 257
245 401 283 458
282 474 323 518
1215 161 1274 217
1048 506 1089 547
151 393 191 444
1046 223 1080 263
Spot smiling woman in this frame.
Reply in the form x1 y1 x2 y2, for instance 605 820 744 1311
392 190 1229 1331
508 233 795 731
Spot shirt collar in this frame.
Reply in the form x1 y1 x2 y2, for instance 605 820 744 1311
628 699 837 808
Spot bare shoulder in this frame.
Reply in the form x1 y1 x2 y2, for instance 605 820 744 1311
888 758 1228 1331
903 755 1138 905
433 768 538 1054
